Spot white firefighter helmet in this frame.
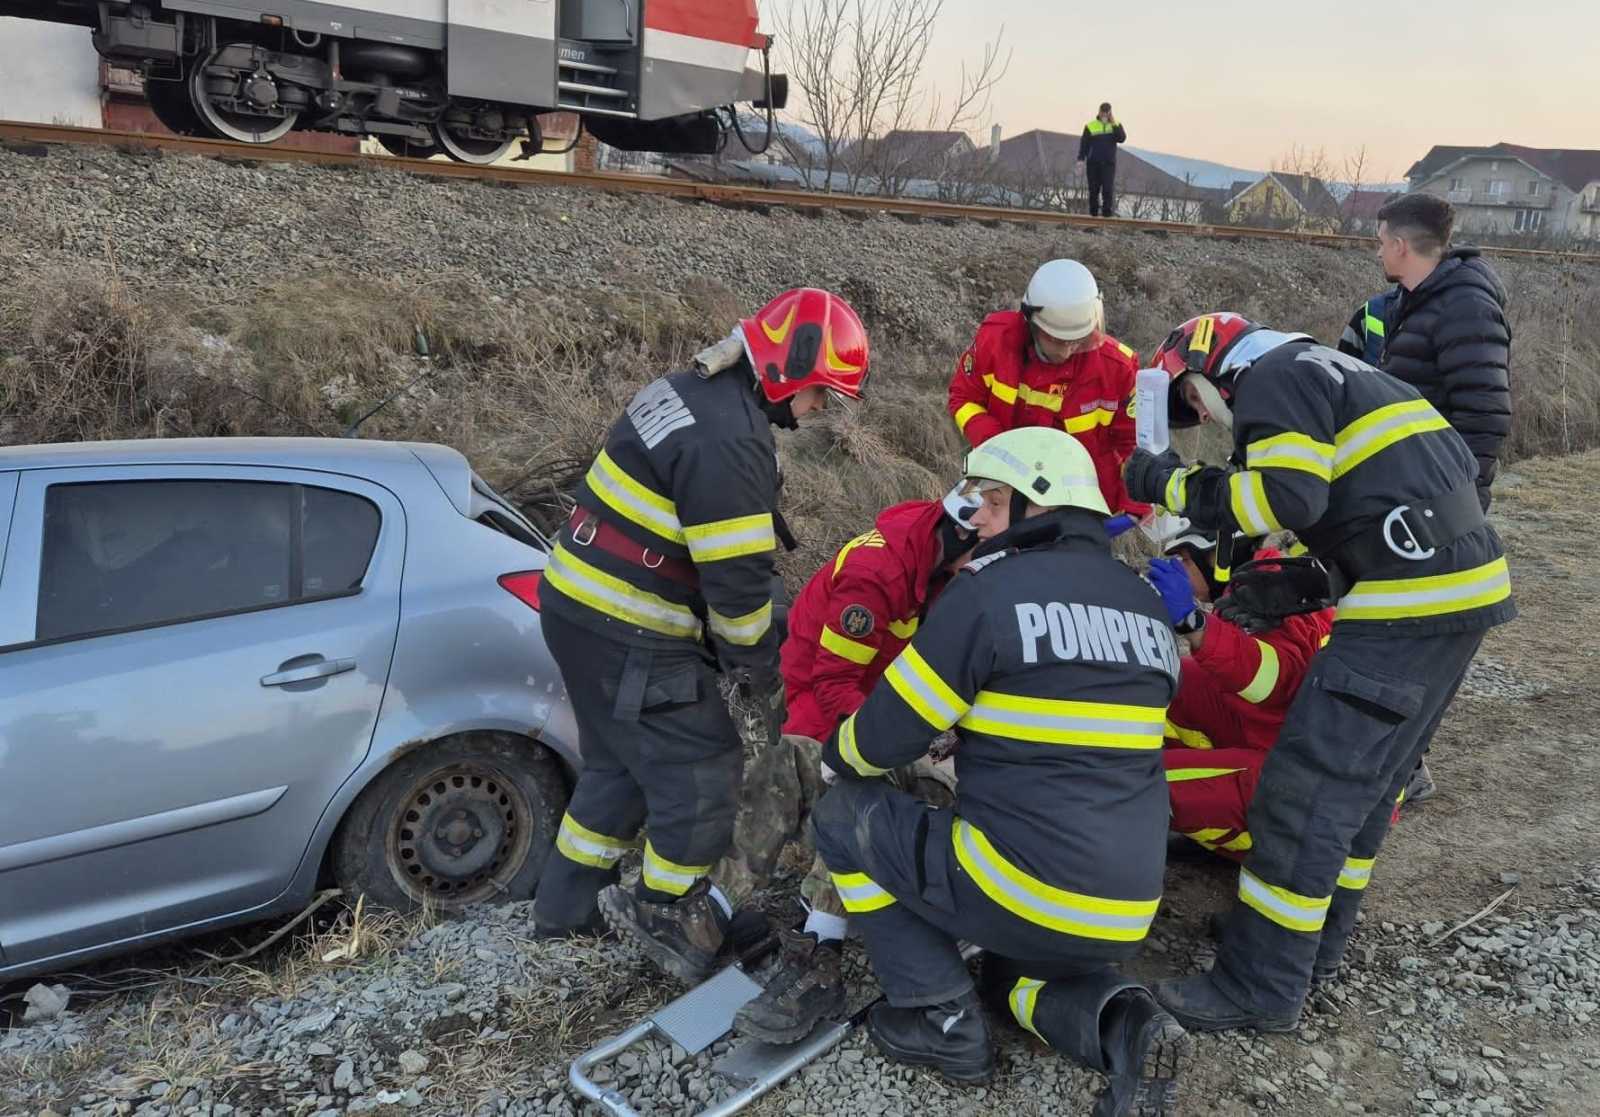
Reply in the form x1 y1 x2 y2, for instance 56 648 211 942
962 427 1110 516
1022 259 1104 342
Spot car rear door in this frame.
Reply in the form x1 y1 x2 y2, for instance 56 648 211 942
0 464 404 968
0 470 15 968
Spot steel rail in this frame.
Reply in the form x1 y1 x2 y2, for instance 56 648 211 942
2 120 1595 262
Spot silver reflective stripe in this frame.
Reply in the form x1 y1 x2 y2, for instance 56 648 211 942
886 654 966 728
589 454 683 540
1333 403 1433 471
1232 474 1272 536
546 547 699 636
1340 566 1510 611
560 827 628 864
1239 868 1329 929
1248 440 1334 474
835 879 889 906
685 520 776 560
953 822 1152 933
708 604 771 644
963 698 1163 740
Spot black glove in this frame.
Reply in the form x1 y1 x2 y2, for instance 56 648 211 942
724 666 786 755
1215 557 1334 634
1124 448 1185 506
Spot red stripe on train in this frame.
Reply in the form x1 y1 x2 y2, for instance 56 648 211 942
644 0 765 49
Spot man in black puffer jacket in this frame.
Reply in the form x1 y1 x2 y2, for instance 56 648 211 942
1361 194 1511 512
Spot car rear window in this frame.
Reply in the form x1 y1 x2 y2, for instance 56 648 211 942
36 480 380 643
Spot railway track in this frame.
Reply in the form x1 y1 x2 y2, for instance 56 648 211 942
3 119 1595 262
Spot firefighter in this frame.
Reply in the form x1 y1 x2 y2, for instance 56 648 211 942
604 489 979 1037
947 259 1147 524
811 428 1192 1113
530 288 871 948
1147 525 1334 861
1123 313 1515 1031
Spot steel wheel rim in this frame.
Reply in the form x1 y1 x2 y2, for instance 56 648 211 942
386 762 535 906
433 122 513 165
191 47 299 144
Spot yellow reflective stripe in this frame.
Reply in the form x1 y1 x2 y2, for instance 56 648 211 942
1364 308 1386 338
1237 641 1281 704
836 712 888 778
1228 471 1283 536
1191 316 1216 354
1220 832 1253 852
544 543 701 639
830 871 896 913
1238 868 1330 933
555 812 636 868
1018 384 1065 413
1332 399 1451 478
1163 465 1197 513
642 839 711 896
1337 855 1375 891
682 512 776 563
707 600 772 647
833 530 885 576
1165 766 1245 783
1245 431 1335 481
984 374 1020 405
1336 557 1511 622
1184 828 1230 849
820 625 877 665
1009 977 1046 1040
1064 407 1115 434
883 645 970 730
959 691 1165 750
1117 342 1136 359
953 819 1159 941
888 617 919 640
1165 720 1214 750
953 401 987 434
586 449 684 544
1286 538 1311 557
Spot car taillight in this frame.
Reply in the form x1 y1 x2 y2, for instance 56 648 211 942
499 570 542 611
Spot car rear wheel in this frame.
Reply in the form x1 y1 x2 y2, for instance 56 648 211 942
331 732 566 912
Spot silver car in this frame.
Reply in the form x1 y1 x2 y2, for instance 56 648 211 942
0 438 577 983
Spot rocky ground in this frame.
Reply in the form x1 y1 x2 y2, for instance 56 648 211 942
2 138 1599 1117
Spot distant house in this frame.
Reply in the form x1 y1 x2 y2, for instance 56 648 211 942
1227 173 1341 232
989 129 1209 222
1405 143 1600 240
1340 188 1403 235
847 129 978 190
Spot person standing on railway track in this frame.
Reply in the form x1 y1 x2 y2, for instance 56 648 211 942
947 258 1148 526
810 428 1193 1113
529 287 871 944
1335 193 1511 806
1122 312 1515 1034
1078 102 1126 218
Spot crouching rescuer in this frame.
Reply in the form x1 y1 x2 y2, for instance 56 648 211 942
1123 313 1515 1032
530 288 871 940
812 428 1193 1114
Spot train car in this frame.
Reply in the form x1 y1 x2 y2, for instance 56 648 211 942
0 0 786 163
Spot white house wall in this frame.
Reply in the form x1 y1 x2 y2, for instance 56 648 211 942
0 20 103 128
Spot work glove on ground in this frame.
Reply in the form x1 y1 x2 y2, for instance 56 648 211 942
723 667 786 755
1123 448 1185 507
1146 557 1203 633
1102 513 1138 539
1214 557 1334 634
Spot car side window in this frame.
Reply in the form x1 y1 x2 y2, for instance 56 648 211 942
36 480 380 643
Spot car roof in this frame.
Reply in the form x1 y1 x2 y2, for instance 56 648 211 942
0 437 466 474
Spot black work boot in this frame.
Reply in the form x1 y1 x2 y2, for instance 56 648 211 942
597 879 728 985
866 988 994 1084
1093 989 1193 1117
1400 760 1436 808
734 930 845 1044
1152 974 1298 1034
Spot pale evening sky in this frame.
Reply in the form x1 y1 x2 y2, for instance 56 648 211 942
777 0 1598 179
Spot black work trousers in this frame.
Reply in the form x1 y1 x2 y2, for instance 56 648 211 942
1086 161 1116 217
1210 626 1485 1019
811 780 1137 1008
531 611 743 933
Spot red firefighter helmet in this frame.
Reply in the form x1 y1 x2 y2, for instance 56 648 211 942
1150 312 1264 427
739 288 870 405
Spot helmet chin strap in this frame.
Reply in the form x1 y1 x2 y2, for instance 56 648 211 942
1181 374 1234 432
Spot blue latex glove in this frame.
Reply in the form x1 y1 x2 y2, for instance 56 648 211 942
1146 557 1199 629
1103 513 1138 539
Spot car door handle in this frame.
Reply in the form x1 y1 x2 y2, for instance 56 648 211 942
260 657 357 687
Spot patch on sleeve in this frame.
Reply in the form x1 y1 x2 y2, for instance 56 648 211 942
1125 389 1138 418
962 551 1010 575
840 604 876 638
959 350 975 376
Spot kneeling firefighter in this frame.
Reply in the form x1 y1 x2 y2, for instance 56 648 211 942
604 490 980 1043
531 288 870 939
1123 313 1515 1031
812 428 1193 1115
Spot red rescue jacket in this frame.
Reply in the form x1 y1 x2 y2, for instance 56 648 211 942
947 310 1147 515
781 501 951 739
1166 549 1335 752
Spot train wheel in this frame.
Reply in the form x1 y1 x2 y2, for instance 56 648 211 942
433 122 514 165
190 45 300 144
145 72 207 136
376 133 440 160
